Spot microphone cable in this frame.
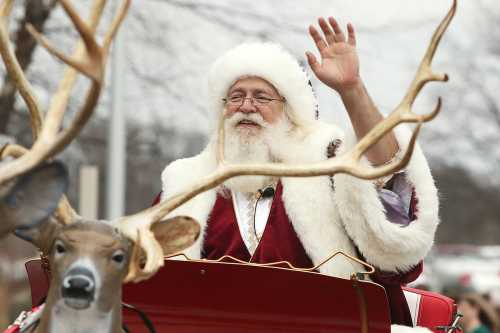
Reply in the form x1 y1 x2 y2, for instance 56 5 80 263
252 186 275 242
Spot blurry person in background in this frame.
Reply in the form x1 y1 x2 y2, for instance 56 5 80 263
458 293 498 333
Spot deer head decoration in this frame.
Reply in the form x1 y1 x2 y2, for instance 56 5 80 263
2 176 198 332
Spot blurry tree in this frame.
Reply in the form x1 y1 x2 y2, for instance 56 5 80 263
431 0 500 245
445 0 500 127
434 167 500 244
474 0 500 126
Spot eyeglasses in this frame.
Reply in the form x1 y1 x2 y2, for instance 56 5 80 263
222 96 285 107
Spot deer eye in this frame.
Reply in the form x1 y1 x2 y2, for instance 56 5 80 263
111 250 125 265
54 240 66 257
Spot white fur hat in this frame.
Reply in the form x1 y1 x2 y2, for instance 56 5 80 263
207 42 318 126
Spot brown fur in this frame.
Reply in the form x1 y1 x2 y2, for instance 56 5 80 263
34 220 131 333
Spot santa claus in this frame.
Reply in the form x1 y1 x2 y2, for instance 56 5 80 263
159 17 439 331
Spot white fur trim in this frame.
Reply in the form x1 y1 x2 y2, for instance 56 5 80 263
208 42 317 128
280 122 363 278
160 122 438 277
333 125 439 272
160 139 218 259
391 325 432 333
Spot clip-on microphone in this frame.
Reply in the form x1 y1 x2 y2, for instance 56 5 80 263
258 186 275 199
253 186 276 242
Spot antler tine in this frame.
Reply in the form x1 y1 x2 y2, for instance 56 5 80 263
0 143 28 159
124 230 144 282
26 2 103 84
55 196 78 224
58 0 102 59
117 1 457 283
217 112 226 164
102 0 131 56
399 0 456 112
0 144 6 159
345 123 422 180
46 0 106 122
0 0 14 23
421 0 457 70
26 26 101 82
348 97 441 166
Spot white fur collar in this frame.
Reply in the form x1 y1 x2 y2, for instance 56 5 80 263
161 121 439 277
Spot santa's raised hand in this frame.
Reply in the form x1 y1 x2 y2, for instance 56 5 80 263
306 17 360 94
306 17 400 166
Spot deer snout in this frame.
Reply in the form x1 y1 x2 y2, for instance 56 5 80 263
61 267 95 310
63 274 94 292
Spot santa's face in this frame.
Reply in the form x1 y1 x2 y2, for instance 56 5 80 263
224 76 285 136
222 77 291 193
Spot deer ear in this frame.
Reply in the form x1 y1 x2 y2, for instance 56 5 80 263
151 216 201 256
0 161 68 243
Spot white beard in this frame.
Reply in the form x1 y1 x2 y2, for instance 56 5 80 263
222 112 294 193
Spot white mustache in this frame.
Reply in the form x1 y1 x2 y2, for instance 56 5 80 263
227 112 267 128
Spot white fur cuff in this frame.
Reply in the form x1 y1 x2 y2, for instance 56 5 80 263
333 125 439 272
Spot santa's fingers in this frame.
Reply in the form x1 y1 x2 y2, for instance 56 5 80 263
309 25 328 54
318 17 336 45
305 51 321 74
347 23 356 46
328 17 346 43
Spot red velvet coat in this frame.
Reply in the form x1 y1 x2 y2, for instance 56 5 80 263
153 184 422 326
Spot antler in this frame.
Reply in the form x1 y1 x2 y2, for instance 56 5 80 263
118 1 457 282
0 0 130 186
0 0 130 224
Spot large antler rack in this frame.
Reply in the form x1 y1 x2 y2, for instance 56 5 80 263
118 1 457 283
0 0 130 223
0 0 130 186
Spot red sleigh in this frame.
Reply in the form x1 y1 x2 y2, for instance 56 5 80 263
25 254 458 333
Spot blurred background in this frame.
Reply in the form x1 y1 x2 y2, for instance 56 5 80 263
0 0 499 329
